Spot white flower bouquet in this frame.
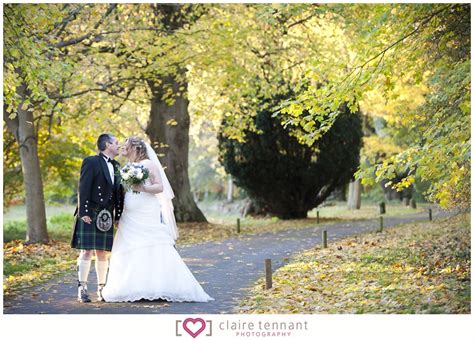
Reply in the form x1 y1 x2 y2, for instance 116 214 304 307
120 163 150 194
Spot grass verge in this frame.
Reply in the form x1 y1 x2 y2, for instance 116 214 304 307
236 214 470 314
3 240 77 297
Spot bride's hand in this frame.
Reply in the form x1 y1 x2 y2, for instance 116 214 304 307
132 184 144 192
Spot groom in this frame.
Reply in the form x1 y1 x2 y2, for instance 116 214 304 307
71 133 124 303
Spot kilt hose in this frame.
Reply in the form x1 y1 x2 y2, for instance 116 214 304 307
71 207 114 251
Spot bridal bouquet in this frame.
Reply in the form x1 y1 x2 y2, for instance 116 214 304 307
120 163 150 194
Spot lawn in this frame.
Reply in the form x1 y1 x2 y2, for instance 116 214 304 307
236 214 470 314
3 199 430 244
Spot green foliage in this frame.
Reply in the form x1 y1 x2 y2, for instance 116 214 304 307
218 92 363 219
365 5 471 208
3 3 469 213
3 4 77 116
3 127 23 207
271 4 470 208
361 184 386 203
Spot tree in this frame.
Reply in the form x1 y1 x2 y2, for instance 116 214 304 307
63 4 211 222
347 179 362 210
143 4 207 222
218 93 363 219
4 83 48 242
3 4 131 241
4 4 212 229
275 4 470 209
3 4 80 242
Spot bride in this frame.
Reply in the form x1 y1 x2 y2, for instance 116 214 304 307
101 136 213 303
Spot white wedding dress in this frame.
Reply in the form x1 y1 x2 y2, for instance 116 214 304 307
101 183 213 303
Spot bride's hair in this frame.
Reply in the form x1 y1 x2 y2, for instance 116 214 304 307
125 136 149 162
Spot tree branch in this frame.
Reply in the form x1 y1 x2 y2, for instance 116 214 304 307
287 9 319 30
50 4 87 37
348 5 453 78
3 103 20 142
53 4 117 48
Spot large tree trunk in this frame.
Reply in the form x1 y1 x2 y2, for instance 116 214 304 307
4 82 48 243
146 73 207 223
143 4 206 223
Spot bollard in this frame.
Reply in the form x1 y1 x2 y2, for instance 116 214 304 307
317 211 320 224
236 218 241 233
429 208 432 221
379 202 386 214
322 230 328 248
265 259 272 289
379 216 384 233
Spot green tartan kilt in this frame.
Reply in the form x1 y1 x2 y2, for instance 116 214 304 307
71 208 114 251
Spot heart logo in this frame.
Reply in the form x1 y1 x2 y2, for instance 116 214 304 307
183 318 206 338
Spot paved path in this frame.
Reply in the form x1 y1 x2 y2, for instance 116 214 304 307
4 209 447 314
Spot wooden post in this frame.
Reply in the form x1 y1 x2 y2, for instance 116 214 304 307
429 208 432 221
264 259 272 289
317 211 320 224
236 218 241 233
379 216 384 233
322 230 327 248
379 202 386 214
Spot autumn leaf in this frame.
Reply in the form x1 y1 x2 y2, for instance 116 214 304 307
237 214 470 314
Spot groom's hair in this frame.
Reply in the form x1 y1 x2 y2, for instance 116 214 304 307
97 134 115 151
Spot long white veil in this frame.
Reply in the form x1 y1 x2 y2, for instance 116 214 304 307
145 143 179 240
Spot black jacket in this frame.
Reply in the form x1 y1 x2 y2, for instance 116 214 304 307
74 153 124 221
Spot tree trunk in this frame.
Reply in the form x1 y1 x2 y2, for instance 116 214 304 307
146 73 207 223
355 180 362 209
348 179 362 210
227 176 234 203
143 4 206 223
347 181 354 208
4 82 48 243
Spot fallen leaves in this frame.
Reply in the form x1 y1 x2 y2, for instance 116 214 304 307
176 202 429 246
237 214 470 314
175 218 324 246
3 240 77 297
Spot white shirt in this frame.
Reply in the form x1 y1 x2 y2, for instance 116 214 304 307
102 155 115 184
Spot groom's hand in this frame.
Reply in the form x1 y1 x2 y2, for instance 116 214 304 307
81 216 92 224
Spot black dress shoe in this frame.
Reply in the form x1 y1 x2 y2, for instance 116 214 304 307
78 284 91 303
97 284 106 302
